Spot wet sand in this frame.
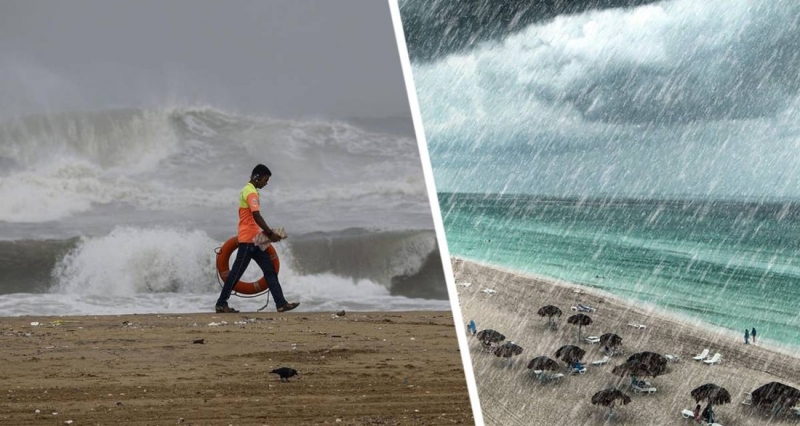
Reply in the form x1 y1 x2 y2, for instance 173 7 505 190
0 311 473 425
453 259 800 426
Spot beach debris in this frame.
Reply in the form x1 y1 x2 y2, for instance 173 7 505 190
567 313 593 340
336 310 346 317
30 322 39 327
457 282 472 287
554 345 585 364
627 322 646 329
192 339 204 344
480 288 497 295
64 421 73 424
34 409 40 414
537 305 562 329
573 288 586 294
207 321 227 327
270 367 298 382
591 388 631 417
665 354 680 362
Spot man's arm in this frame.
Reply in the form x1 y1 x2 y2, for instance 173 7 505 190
253 211 282 242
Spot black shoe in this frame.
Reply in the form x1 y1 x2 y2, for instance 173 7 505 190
277 302 299 312
215 304 239 313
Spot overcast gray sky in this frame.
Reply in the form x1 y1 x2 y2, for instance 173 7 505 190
0 0 411 120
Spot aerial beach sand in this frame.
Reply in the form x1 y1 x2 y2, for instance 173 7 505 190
0 311 473 425
454 259 800 426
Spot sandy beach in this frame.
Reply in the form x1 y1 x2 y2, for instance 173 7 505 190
453 259 800 426
0 311 473 425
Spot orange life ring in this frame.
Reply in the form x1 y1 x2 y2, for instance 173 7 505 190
216 236 280 295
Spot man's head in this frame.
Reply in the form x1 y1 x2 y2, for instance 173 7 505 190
250 164 272 188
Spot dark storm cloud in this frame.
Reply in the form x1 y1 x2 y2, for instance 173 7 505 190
564 7 800 124
0 0 410 119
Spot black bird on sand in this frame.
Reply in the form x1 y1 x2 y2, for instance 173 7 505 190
271 367 298 382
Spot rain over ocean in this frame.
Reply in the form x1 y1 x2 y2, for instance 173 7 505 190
403 0 800 351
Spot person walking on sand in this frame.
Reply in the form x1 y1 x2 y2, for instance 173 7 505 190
752 327 757 344
215 164 300 314
744 329 750 344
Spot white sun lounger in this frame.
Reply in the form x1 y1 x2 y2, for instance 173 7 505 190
571 303 596 312
591 356 610 366
693 349 709 361
481 288 497 295
665 354 680 363
542 373 565 382
703 353 722 365
741 392 752 406
627 322 647 329
681 409 696 418
631 383 657 394
584 335 601 344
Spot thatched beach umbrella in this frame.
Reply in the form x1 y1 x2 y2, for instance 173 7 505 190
492 341 524 358
567 313 593 340
612 358 666 380
627 352 668 375
527 355 561 371
751 382 800 411
537 305 562 329
599 333 622 350
691 383 732 406
476 329 505 347
592 388 632 417
555 344 586 365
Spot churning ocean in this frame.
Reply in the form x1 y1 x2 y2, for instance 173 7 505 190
0 106 450 316
440 193 800 350
404 0 800 351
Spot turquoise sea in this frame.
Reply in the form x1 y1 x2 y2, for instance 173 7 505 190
440 192 800 350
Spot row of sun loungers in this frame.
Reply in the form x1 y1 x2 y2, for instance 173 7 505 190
693 349 722 364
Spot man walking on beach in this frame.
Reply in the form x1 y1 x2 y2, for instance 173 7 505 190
744 329 750 344
215 164 300 314
751 327 757 344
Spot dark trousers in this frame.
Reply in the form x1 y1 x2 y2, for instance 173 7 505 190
216 243 288 308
